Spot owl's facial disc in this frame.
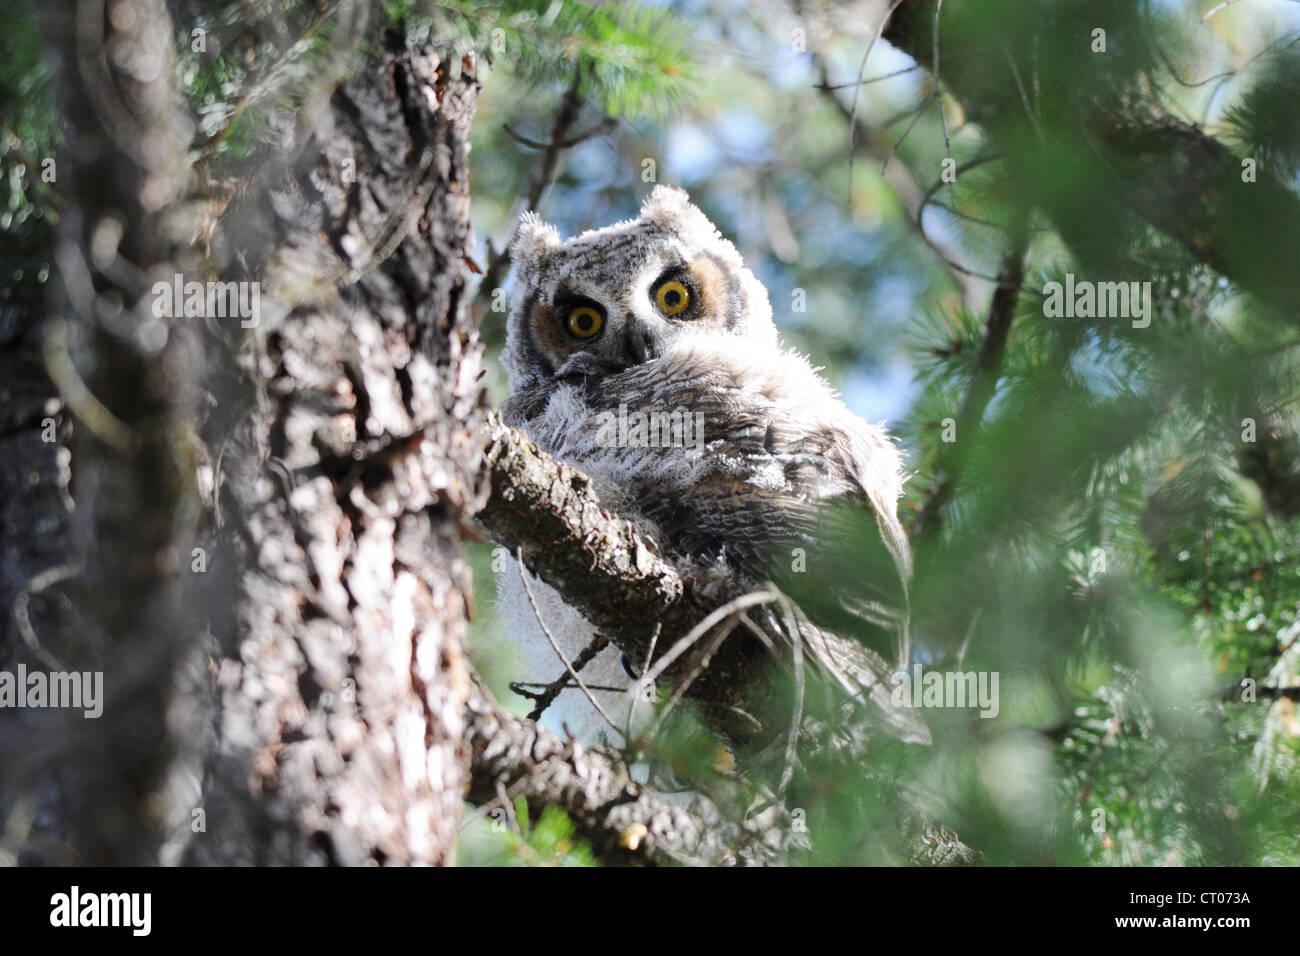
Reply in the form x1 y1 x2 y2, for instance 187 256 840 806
529 260 728 382
549 302 666 381
504 186 779 393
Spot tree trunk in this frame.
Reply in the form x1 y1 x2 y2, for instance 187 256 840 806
10 4 486 866
181 25 488 867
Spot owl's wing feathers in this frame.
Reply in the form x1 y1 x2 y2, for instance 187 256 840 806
582 337 909 599
788 609 931 745
515 337 919 735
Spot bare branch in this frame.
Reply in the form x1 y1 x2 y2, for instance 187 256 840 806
807 48 985 308
511 633 610 721
473 67 606 323
464 679 778 866
881 0 1300 318
517 549 623 734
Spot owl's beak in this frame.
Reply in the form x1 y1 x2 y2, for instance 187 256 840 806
623 322 657 365
551 322 660 384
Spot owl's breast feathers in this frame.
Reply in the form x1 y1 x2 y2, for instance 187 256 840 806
503 335 916 712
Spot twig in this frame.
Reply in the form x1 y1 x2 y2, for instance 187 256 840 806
517 550 622 735
644 620 741 742
636 590 780 691
847 0 908 209
626 622 661 740
630 590 781 740
1004 48 1043 141
814 64 921 91
911 230 1030 538
512 680 626 694
809 48 983 307
1201 0 1241 22
502 116 616 151
954 607 980 669
776 602 805 800
511 632 609 720
880 92 938 176
13 565 80 671
473 67 600 323
496 780 522 835
932 0 956 212
913 153 1007 283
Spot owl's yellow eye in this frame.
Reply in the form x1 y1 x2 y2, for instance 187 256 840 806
565 305 604 339
654 280 691 316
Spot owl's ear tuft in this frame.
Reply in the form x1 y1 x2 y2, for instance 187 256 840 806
510 211 562 262
640 185 719 239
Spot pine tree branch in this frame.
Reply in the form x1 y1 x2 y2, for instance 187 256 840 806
880 0 1300 318
807 48 985 310
464 677 777 866
911 234 1028 537
473 67 600 324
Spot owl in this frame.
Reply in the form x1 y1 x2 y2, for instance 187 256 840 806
498 185 922 746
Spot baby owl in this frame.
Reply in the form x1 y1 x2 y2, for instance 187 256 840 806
499 185 919 744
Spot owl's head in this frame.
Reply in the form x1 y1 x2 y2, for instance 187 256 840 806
502 185 776 391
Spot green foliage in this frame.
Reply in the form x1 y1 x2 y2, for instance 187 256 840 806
171 0 347 167
456 799 597 866
1224 41 1300 175
469 0 1300 865
397 1 695 120
892 0 1300 865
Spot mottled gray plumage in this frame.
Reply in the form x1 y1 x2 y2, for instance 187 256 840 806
499 185 921 743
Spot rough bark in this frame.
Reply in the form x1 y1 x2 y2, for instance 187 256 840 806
184 27 488 865
8 4 490 866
